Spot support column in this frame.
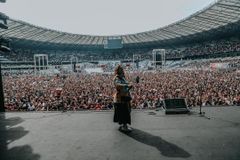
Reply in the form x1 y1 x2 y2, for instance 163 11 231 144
0 63 5 112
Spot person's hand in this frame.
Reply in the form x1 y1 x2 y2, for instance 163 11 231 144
128 84 133 89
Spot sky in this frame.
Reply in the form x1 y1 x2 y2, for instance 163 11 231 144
0 0 216 36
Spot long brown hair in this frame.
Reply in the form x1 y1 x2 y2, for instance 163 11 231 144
114 65 125 77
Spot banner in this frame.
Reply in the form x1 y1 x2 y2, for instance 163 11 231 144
210 63 229 69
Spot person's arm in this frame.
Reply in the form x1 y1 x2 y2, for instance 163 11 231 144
114 78 133 90
114 79 129 87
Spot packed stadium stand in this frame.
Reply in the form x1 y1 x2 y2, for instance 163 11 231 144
0 0 240 112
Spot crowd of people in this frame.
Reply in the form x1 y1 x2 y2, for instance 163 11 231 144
3 68 240 111
3 48 151 62
180 57 240 69
166 39 240 59
1 38 239 63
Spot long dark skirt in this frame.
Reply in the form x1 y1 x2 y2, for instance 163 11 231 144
113 102 131 125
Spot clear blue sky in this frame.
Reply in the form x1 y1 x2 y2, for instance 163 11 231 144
0 0 216 36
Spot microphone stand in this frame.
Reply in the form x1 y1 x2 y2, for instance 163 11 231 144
198 85 210 119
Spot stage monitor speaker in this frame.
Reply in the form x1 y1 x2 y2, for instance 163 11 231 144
163 98 190 114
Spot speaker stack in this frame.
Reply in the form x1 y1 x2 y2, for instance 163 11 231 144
163 98 190 114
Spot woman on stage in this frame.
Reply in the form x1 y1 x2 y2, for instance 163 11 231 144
113 65 133 132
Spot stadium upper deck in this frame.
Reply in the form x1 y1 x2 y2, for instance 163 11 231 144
0 0 240 50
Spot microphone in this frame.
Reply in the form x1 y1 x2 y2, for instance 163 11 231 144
135 76 140 84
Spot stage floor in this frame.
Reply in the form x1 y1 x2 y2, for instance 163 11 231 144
0 106 240 160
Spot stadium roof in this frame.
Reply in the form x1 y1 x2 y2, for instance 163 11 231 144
0 0 240 50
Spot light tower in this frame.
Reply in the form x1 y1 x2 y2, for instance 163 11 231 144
152 49 166 70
